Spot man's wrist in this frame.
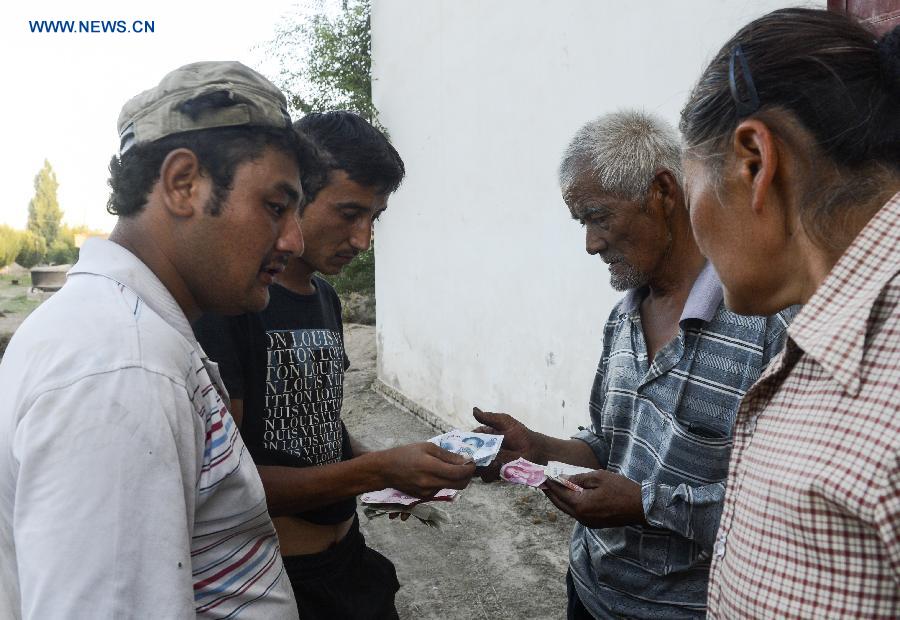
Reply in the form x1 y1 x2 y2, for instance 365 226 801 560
355 450 390 490
630 480 650 526
530 431 552 465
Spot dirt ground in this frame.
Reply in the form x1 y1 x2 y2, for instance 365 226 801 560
341 323 574 620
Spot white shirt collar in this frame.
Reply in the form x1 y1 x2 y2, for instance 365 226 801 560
68 238 197 346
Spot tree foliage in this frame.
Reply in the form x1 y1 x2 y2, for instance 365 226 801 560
16 230 47 269
0 226 22 270
323 244 374 296
46 226 78 265
27 160 63 249
267 0 377 123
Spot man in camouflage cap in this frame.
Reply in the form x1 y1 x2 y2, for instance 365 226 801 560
0 61 323 618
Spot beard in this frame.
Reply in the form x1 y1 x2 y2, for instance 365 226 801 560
606 225 672 292
607 258 649 292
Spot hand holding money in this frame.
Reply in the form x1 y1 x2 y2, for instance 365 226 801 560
471 407 543 482
376 441 476 499
360 430 503 516
498 458 588 492
428 429 503 466
544 461 593 492
361 487 458 506
542 468 648 528
363 503 451 529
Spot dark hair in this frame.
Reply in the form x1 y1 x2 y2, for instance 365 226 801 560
680 9 900 170
294 111 405 195
107 125 327 217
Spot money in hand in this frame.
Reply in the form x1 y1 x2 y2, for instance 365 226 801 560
360 487 458 507
362 429 499 513
500 457 548 487
429 429 503 467
545 461 593 477
544 461 590 491
499 458 588 492
363 503 451 529
544 472 584 493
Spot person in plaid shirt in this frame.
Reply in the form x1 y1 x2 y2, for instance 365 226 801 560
680 8 900 617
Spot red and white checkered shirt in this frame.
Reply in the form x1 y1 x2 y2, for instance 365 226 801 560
707 191 900 618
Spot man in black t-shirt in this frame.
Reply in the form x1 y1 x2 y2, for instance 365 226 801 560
194 112 475 620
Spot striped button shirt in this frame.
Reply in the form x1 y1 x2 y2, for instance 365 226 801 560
708 191 900 618
571 261 795 618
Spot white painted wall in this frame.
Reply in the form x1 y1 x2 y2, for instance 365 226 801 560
371 0 823 437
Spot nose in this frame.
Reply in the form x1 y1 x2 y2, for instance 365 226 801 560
349 218 373 252
276 211 305 257
585 228 607 256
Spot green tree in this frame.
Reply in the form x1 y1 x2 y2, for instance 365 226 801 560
27 160 63 248
16 230 47 269
323 243 374 295
0 225 22 269
267 0 377 123
46 226 78 265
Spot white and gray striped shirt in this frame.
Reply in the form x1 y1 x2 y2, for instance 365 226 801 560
570 261 796 619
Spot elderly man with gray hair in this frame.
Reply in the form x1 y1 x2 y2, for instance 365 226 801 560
474 110 795 618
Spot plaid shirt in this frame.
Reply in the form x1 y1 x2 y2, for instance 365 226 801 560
708 191 900 618
571 262 795 618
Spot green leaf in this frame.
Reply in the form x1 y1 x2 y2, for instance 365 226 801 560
262 0 382 129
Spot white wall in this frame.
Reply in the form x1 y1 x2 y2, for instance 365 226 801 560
371 0 823 437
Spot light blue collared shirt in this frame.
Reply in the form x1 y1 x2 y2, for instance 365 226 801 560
570 262 796 618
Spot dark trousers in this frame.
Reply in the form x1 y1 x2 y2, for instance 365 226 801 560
282 516 400 620
567 569 596 620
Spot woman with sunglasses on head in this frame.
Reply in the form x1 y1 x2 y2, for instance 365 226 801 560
679 8 900 618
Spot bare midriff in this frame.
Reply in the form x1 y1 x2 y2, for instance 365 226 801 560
274 514 355 556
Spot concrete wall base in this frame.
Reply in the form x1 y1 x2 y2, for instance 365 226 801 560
373 379 453 434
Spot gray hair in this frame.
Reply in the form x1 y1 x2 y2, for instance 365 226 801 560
558 110 682 201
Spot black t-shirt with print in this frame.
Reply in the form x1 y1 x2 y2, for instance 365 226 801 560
194 276 355 525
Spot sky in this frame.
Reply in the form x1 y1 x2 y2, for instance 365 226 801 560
0 0 310 233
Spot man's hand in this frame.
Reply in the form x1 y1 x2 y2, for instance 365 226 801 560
472 407 542 482
542 469 647 529
378 442 475 499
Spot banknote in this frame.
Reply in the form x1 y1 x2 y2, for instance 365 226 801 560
544 461 591 492
429 429 503 466
499 457 547 487
544 472 584 493
360 487 458 506
545 461 593 477
496 458 589 491
361 429 500 511
363 503 451 529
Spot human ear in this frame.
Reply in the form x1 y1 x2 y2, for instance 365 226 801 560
651 169 681 215
732 119 778 216
158 148 206 218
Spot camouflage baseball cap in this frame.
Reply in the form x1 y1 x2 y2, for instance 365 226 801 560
117 61 291 155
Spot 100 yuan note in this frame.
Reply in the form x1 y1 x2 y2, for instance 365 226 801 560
498 458 589 492
499 457 547 487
